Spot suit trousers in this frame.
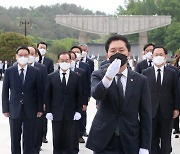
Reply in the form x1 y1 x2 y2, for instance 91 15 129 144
9 105 36 154
34 116 43 154
151 108 173 154
173 116 179 132
42 111 48 138
52 120 75 154
79 110 87 136
93 134 125 154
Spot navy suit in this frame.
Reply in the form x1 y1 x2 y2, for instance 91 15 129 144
33 62 48 154
78 61 91 137
86 68 152 153
46 70 82 153
42 56 54 139
136 59 149 74
85 57 94 73
2 65 43 154
142 66 179 154
42 56 54 74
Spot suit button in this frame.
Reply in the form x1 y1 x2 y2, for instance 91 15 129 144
22 92 24 94
20 100 23 104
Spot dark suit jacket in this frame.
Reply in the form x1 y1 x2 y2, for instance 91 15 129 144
86 68 152 153
43 57 54 74
2 65 43 119
136 59 149 74
74 68 87 105
85 57 94 73
34 62 48 101
45 70 82 121
79 61 91 98
142 66 179 119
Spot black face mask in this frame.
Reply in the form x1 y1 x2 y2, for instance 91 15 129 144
109 53 128 66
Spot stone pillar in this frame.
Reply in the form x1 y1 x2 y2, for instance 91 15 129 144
138 31 148 61
79 31 87 44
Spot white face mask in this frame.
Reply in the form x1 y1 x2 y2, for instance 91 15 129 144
75 53 81 61
59 62 70 71
39 48 46 56
28 55 35 64
82 51 87 58
70 60 76 68
17 57 29 65
145 52 152 60
35 57 39 62
153 56 165 65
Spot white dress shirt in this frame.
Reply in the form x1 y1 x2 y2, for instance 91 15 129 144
59 69 70 85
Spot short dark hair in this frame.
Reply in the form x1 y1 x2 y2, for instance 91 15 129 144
16 46 30 54
57 52 71 59
143 42 155 51
37 42 48 48
71 45 82 53
68 51 77 59
105 35 131 53
152 45 168 55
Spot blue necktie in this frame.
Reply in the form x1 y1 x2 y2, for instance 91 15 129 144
20 68 24 85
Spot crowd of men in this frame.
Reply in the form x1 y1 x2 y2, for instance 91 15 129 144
1 35 180 154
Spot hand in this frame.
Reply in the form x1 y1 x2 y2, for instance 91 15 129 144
3 112 10 117
46 113 53 120
73 112 81 120
37 112 43 118
105 59 121 80
173 110 179 119
82 105 87 111
139 148 149 154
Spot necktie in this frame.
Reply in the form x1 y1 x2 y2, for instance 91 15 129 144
157 69 161 91
149 60 152 67
20 68 24 85
62 73 66 89
116 74 124 105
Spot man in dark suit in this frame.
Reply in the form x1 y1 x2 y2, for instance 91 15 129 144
80 44 94 74
28 46 48 154
3 60 10 73
45 52 82 153
37 41 54 143
2 46 43 154
142 46 179 154
71 45 91 143
86 35 152 154
136 42 155 74
69 51 87 153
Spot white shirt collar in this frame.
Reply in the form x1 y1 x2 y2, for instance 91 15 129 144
59 68 70 76
120 67 128 78
18 64 27 72
154 65 164 72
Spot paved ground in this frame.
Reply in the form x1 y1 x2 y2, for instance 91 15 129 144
0 80 180 154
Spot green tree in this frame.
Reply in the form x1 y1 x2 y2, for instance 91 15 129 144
0 32 33 61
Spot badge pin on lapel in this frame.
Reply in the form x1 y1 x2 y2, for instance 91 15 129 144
130 79 133 82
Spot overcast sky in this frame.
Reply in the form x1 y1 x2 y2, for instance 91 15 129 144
0 0 125 14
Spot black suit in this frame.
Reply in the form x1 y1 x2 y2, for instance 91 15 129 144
86 68 152 154
136 59 149 74
84 57 94 73
142 66 179 154
46 70 82 153
2 65 43 154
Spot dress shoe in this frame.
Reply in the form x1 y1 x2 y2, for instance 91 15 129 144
42 136 48 143
175 135 179 138
83 132 88 137
79 137 85 143
173 130 180 134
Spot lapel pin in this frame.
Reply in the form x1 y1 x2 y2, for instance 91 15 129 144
130 79 133 82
